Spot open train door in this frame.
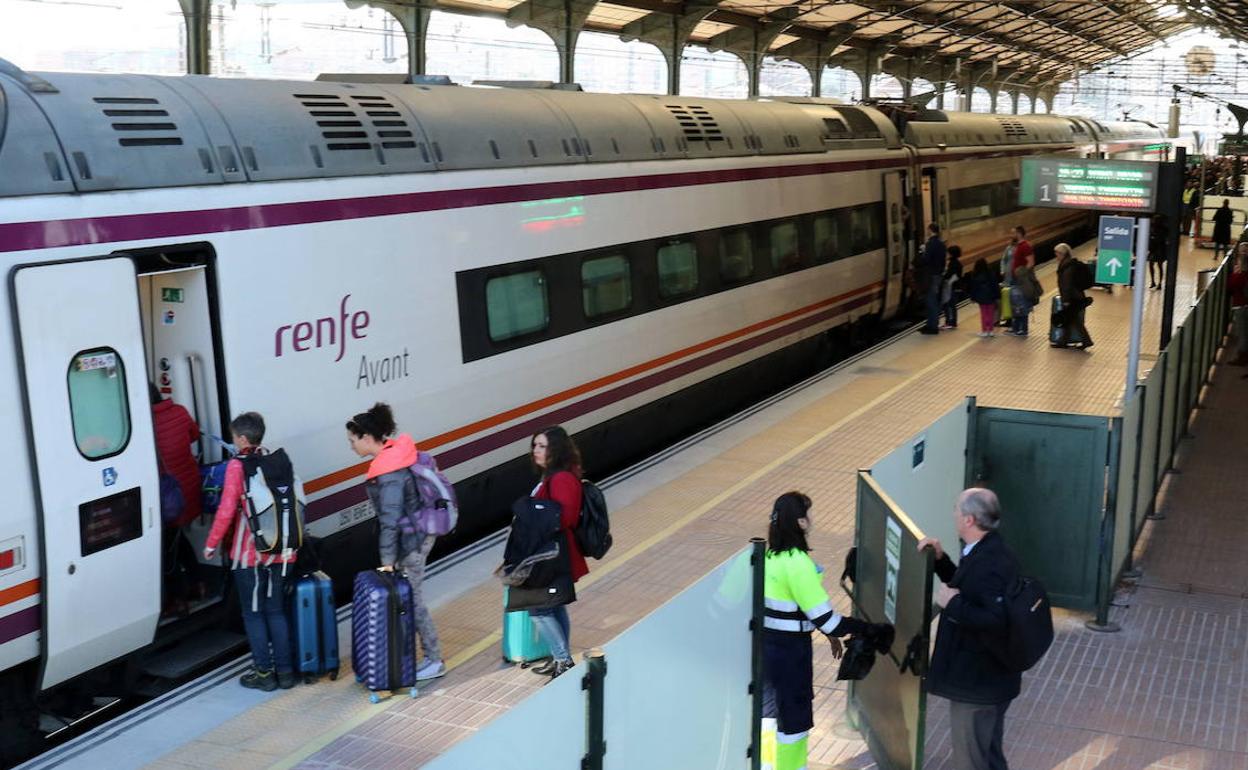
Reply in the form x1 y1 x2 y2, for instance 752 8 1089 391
11 257 160 689
882 171 907 316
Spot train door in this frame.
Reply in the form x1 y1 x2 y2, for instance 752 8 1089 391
11 257 161 689
134 255 228 608
882 171 907 316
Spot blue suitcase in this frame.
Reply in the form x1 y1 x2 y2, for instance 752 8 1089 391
351 570 418 702
501 589 551 666
290 571 340 684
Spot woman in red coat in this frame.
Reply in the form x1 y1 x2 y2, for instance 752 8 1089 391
150 383 203 524
528 426 586 679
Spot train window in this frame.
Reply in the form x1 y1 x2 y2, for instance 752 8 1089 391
657 239 699 298
719 228 754 283
582 254 632 319
486 271 549 342
849 205 885 254
66 348 132 460
812 214 841 263
950 184 994 226
769 221 802 273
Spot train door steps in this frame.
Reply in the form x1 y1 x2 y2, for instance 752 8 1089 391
138 629 246 683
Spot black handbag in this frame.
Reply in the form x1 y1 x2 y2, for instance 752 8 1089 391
505 575 576 612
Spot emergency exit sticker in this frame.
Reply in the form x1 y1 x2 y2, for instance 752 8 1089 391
884 517 902 624
161 287 184 303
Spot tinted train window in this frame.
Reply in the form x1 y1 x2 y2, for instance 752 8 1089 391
850 204 885 254
719 228 754 283
769 221 802 273
951 181 1019 226
657 239 699 298
582 254 632 318
813 213 841 263
67 348 131 460
486 270 549 342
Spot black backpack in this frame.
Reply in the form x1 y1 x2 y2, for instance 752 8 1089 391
1073 260 1096 291
574 480 613 560
987 574 1054 672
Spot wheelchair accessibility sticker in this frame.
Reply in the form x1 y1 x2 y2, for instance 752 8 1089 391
102 467 118 487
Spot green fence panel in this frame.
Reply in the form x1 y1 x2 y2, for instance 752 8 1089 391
1111 391 1142 581
1136 360 1164 533
1159 336 1180 473
969 408 1109 610
1177 322 1194 434
851 473 933 770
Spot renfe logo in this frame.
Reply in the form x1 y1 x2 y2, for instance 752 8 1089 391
274 294 370 362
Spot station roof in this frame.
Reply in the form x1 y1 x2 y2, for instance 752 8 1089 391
441 0 1218 87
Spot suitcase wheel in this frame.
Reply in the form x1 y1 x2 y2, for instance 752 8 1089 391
329 669 339 681
409 687 419 699
303 674 315 685
356 674 365 683
369 692 382 704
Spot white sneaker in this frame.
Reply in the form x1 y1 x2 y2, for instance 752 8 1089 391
977 332 990 338
416 659 446 681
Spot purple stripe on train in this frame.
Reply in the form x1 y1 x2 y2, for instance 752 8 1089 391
0 606 40 645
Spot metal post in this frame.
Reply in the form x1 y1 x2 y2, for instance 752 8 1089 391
1126 217 1150 393
1160 148 1187 349
1121 383 1145 579
1087 416 1123 633
581 650 606 770
748 537 765 770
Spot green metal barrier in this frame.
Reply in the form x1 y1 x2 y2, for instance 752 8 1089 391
849 472 933 770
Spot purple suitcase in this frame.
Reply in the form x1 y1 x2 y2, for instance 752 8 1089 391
350 570 418 701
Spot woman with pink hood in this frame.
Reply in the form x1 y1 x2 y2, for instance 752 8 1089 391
347 403 445 682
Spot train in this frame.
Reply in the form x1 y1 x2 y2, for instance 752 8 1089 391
0 56 1165 759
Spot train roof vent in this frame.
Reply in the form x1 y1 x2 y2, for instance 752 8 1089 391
996 118 1028 138
664 104 724 142
822 117 850 139
294 93 417 151
94 96 183 147
830 106 881 138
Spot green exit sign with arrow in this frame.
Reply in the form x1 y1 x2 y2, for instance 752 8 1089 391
1095 215 1135 285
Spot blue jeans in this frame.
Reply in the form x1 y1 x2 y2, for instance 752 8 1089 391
530 605 571 663
234 567 293 674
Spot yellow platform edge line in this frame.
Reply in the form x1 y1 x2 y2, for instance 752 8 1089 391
268 331 984 770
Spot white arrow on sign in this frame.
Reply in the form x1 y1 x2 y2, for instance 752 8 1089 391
1105 256 1123 276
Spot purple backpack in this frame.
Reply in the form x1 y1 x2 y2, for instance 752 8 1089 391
402 451 458 537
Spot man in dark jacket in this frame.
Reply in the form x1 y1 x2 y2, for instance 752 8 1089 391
920 222 947 334
918 488 1020 770
1055 243 1093 349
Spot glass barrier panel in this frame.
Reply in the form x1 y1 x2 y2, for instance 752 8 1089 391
1112 391 1142 579
423 656 588 770
1158 334 1180 473
1178 322 1194 426
851 473 933 770
1136 360 1164 534
602 547 753 770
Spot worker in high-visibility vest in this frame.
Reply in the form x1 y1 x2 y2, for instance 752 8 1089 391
763 492 894 770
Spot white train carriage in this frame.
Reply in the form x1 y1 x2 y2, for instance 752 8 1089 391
0 58 1164 756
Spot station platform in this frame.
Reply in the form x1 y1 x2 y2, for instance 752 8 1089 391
25 236 1228 770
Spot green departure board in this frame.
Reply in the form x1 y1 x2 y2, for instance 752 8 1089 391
1019 156 1158 212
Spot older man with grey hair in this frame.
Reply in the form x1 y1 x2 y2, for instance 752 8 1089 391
918 487 1022 770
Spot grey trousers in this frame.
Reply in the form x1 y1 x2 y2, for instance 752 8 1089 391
948 699 1011 770
400 536 442 662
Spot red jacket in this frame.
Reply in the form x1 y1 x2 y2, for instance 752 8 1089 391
1013 240 1034 269
536 470 588 582
204 448 296 569
153 400 202 525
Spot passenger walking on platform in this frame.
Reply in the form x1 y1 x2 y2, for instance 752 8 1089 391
918 488 1021 770
920 222 947 335
1228 245 1248 366
1055 243 1093 350
763 492 892 770
1213 199 1234 259
966 259 1000 338
203 412 297 691
1148 213 1169 289
525 426 587 679
347 403 446 682
940 245 964 330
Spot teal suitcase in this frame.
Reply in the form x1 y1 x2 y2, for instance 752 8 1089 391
501 590 551 666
